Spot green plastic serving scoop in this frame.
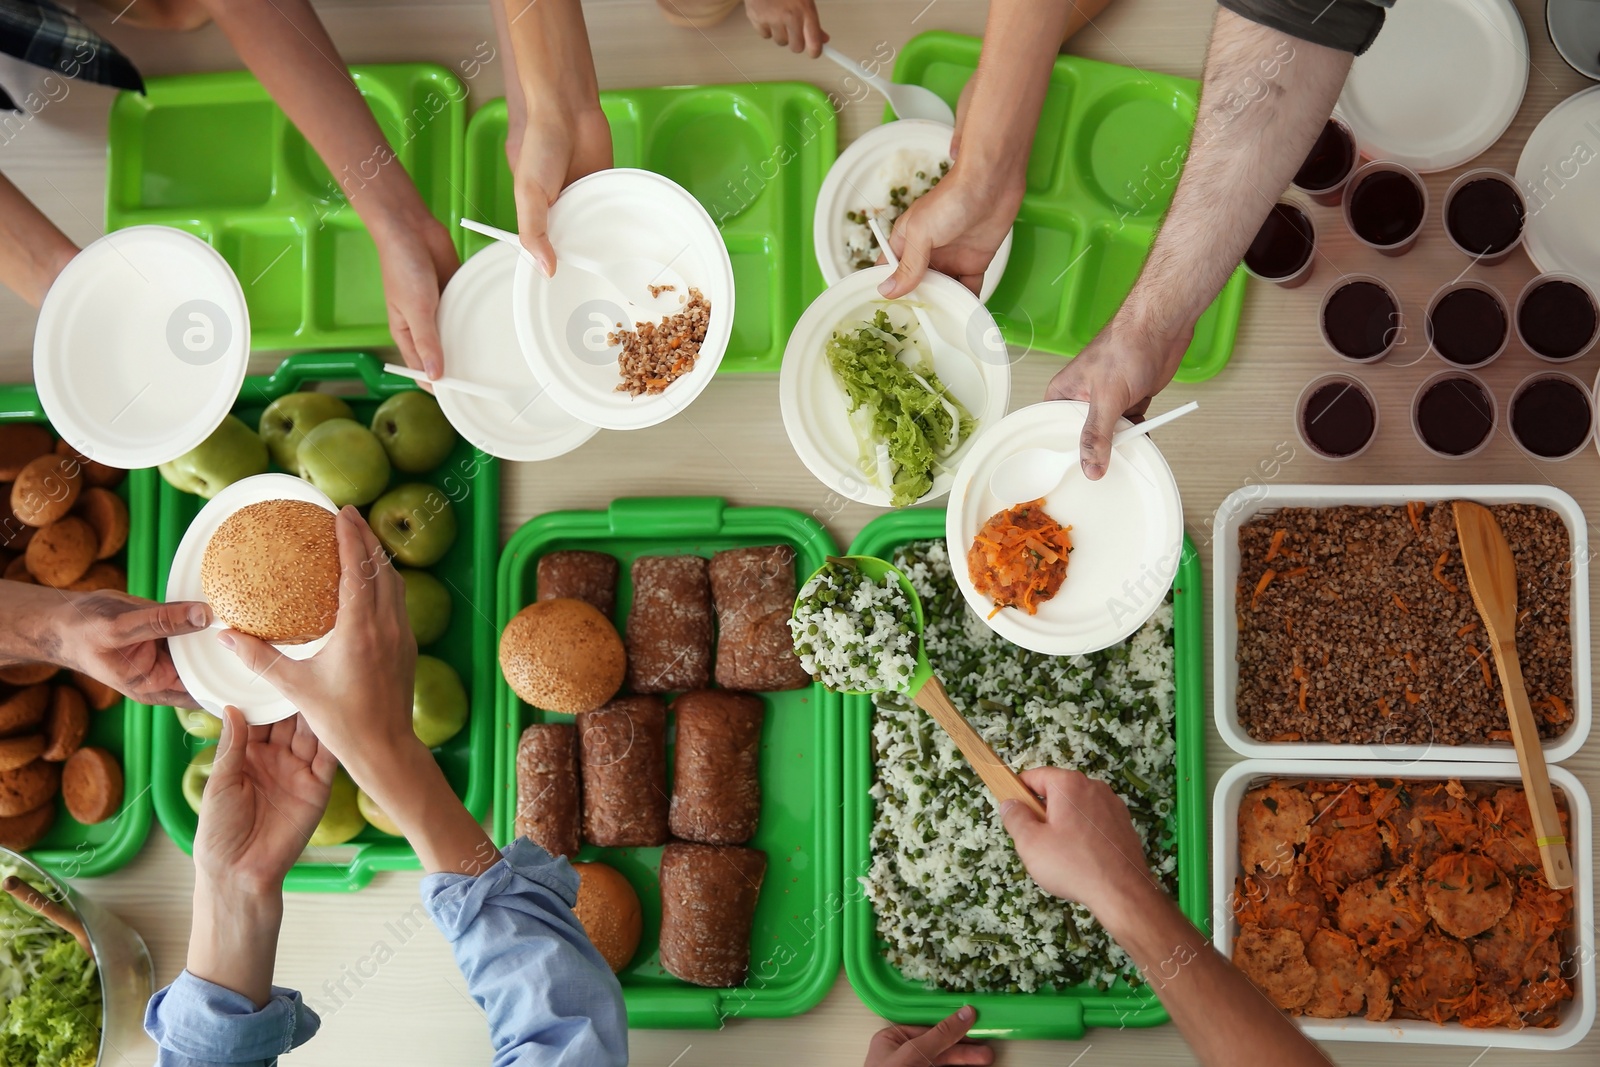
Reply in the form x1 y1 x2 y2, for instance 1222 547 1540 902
797 555 1046 817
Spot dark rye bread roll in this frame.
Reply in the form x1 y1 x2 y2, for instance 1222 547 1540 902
669 690 763 844
577 696 668 847
658 843 767 987
709 545 810 691
515 722 581 858
625 556 712 693
536 551 619 618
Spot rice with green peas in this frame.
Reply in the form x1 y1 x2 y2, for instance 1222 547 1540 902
866 539 1177 993
790 559 919 692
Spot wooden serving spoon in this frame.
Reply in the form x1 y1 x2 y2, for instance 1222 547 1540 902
800 555 1046 818
2 875 94 959
1452 501 1574 890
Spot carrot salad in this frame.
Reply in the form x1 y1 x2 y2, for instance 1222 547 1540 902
966 498 1072 618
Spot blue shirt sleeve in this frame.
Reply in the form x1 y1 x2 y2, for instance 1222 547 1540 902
145 970 320 1066
421 838 628 1067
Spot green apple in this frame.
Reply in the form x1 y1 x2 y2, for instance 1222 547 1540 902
413 654 468 748
296 418 391 507
259 392 353 474
174 707 222 741
400 568 452 646
181 745 218 815
368 483 457 567
158 415 268 499
357 788 403 836
371 391 456 474
308 767 365 847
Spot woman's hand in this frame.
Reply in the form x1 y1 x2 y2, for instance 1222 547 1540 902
220 506 417 779
862 1007 993 1066
194 707 337 894
876 161 1024 299
372 210 460 380
745 0 828 57
512 105 614 276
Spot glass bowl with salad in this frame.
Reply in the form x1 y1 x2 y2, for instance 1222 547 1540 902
779 265 1010 509
812 119 1013 302
0 849 154 1066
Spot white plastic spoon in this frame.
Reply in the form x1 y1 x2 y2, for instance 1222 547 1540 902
989 400 1199 504
458 219 686 316
821 45 955 125
866 215 990 411
383 363 544 416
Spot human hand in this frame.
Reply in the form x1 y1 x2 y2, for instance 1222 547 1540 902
746 0 827 57
51 591 211 707
194 706 337 894
1044 318 1193 479
999 767 1158 919
372 212 460 380
513 105 614 275
219 506 418 780
862 1007 994 1066
876 162 1023 299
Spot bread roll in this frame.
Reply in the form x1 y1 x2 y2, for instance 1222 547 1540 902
709 546 810 691
536 551 619 617
658 843 766 987
625 556 712 693
669 690 763 844
514 722 581 858
577 696 668 847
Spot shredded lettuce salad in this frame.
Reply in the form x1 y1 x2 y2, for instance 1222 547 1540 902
826 307 974 507
0 868 101 1067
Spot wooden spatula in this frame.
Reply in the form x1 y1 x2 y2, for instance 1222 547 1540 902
1452 501 1574 890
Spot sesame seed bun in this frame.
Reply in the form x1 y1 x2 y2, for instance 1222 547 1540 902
572 861 643 972
202 499 339 644
498 598 625 714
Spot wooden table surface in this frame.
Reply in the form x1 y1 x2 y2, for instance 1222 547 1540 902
2 0 1596 1063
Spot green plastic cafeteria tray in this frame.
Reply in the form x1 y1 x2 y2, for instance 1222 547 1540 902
494 496 841 1027
842 510 1207 1039
0 385 156 879
463 82 836 373
150 352 498 892
106 65 464 352
890 31 1246 383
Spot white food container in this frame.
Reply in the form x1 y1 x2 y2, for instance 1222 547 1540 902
1212 484 1590 762
1212 759 1595 1048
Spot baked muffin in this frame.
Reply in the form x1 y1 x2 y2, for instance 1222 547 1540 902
0 759 61 817
62 747 122 824
0 802 54 850
11 454 82 526
25 516 97 588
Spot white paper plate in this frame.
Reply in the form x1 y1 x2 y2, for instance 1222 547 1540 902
33 225 250 469
1338 0 1528 172
945 401 1182 656
1213 760 1595 1049
778 265 1010 508
1548 0 1600 80
512 169 734 431
813 119 1012 301
437 243 598 462
168 474 339 725
1519 86 1600 293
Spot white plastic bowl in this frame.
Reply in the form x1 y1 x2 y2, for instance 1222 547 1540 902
1212 759 1595 1049
813 119 1012 302
1211 484 1591 762
778 265 1009 508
